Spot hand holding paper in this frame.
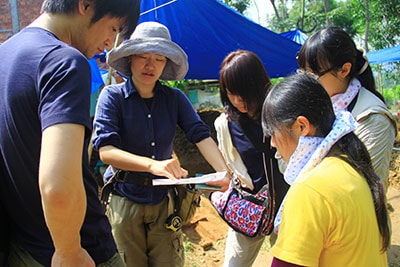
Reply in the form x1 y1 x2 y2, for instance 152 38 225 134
152 171 227 186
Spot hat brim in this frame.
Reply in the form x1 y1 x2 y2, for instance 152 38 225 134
107 38 189 80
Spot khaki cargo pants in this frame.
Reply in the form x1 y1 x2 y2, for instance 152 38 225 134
107 194 184 267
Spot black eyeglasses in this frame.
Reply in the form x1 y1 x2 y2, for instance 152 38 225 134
317 67 334 78
297 67 334 80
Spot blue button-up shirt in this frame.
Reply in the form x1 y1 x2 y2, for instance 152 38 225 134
92 79 210 204
229 119 266 192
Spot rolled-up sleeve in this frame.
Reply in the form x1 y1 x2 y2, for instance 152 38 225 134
175 89 210 144
92 85 123 150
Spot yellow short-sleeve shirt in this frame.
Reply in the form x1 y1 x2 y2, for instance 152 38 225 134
271 157 387 267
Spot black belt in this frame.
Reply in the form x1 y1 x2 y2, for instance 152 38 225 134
101 170 171 206
115 171 155 187
114 171 173 189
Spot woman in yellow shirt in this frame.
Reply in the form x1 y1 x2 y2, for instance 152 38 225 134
261 73 390 267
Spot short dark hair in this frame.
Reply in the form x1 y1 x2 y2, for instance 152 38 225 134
41 0 140 39
219 49 271 121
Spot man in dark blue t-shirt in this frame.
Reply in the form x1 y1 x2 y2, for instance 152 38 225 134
0 0 140 266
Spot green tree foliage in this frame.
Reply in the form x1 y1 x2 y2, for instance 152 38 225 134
349 0 399 104
328 2 357 37
350 0 399 50
265 0 357 36
264 0 398 49
225 0 399 107
223 0 251 14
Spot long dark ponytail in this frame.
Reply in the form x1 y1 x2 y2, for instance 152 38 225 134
333 133 389 251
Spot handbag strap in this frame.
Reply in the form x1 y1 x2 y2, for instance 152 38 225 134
262 135 276 227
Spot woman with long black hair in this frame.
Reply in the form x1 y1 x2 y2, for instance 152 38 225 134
297 26 397 192
262 73 390 267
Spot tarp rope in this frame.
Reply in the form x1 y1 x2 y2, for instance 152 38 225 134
140 0 177 16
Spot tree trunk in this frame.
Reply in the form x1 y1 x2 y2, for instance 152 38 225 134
269 0 283 31
323 0 332 26
364 0 370 52
269 0 281 20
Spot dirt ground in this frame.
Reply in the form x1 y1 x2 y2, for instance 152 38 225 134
174 109 400 267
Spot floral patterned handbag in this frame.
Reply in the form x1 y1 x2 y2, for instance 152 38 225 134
209 175 275 237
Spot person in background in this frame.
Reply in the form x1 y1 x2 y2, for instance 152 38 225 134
262 73 390 267
0 0 140 266
92 21 230 267
297 26 397 193
95 52 126 85
215 49 289 267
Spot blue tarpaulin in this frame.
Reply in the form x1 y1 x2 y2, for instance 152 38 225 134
88 57 104 93
138 0 301 79
367 45 400 64
280 29 308 45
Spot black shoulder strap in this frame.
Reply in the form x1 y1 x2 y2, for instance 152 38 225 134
347 92 359 112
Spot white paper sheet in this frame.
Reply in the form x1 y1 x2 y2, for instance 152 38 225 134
152 171 227 186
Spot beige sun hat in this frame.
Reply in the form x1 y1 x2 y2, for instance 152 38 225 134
107 21 188 80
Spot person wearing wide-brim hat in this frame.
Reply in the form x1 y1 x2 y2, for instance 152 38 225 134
107 21 188 81
92 21 230 267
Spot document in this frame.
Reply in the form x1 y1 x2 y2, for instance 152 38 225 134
152 171 227 186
